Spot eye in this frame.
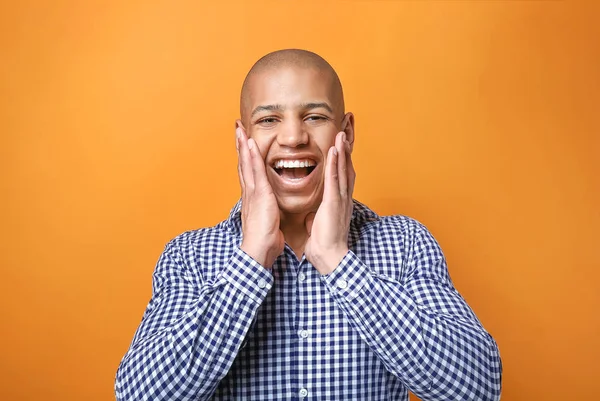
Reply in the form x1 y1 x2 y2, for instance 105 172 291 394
305 115 328 123
256 117 279 126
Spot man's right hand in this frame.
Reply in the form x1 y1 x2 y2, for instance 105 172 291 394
236 125 285 269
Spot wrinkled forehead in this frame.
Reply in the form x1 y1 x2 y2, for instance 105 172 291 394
242 66 342 119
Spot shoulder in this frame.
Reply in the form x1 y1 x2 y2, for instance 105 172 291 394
379 215 448 284
379 214 428 237
370 214 440 259
155 220 238 283
351 202 446 278
166 220 234 255
352 199 431 244
378 214 443 257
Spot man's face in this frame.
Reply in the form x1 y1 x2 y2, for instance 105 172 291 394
238 66 353 215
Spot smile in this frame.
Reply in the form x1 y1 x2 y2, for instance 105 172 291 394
270 158 319 188
272 159 317 180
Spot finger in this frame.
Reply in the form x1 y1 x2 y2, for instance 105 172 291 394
345 140 356 197
247 138 271 191
323 146 338 202
238 161 245 192
238 128 255 190
236 128 246 191
337 132 348 198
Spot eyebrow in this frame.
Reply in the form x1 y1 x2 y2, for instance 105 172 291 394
250 104 284 118
300 102 333 113
250 102 333 118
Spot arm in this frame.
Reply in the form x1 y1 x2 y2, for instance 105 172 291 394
115 240 273 401
116 124 284 401
305 132 501 399
320 224 502 400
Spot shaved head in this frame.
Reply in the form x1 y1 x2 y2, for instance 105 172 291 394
240 49 345 122
235 49 355 216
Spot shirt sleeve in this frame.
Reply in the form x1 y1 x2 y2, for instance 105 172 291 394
115 240 273 401
320 223 502 401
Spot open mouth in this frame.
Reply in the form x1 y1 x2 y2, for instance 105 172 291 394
272 159 317 180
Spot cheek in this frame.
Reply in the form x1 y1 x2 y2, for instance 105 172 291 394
249 133 276 160
311 129 338 154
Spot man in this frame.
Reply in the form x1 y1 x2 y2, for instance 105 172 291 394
115 49 502 400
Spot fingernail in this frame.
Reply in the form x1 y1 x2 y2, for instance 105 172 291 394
236 128 241 138
332 147 338 156
342 132 346 142
248 138 254 150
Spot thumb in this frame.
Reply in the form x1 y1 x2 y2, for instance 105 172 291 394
304 212 316 236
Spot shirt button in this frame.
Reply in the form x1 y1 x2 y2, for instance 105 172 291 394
336 279 348 289
299 388 308 397
298 272 306 282
299 329 309 339
257 278 267 289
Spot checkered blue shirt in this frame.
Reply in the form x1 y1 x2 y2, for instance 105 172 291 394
115 200 502 400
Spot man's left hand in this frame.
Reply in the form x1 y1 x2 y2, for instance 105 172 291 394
305 131 355 275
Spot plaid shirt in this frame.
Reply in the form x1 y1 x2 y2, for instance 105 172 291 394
116 200 502 400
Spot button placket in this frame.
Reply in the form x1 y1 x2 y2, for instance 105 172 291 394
336 278 348 290
296 262 311 396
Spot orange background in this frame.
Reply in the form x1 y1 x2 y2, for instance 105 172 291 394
1 1 598 400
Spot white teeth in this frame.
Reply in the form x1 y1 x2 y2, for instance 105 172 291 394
273 159 316 169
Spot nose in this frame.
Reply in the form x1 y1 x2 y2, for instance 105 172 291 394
276 119 308 148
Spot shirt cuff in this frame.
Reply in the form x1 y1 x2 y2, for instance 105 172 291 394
220 246 274 304
320 250 375 301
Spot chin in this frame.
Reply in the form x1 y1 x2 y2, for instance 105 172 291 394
276 193 322 215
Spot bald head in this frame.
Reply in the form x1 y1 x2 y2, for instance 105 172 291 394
240 49 345 122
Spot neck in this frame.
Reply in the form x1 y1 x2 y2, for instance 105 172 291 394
279 210 311 260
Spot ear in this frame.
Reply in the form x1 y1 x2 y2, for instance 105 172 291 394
235 119 246 134
341 112 355 153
